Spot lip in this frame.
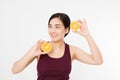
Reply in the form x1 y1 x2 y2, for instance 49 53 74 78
50 34 57 38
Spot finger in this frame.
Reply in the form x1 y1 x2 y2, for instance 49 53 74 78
36 40 45 46
73 30 81 34
36 40 44 50
41 40 45 44
77 19 83 24
36 40 41 46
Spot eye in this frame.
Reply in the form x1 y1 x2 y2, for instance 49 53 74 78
56 26 60 28
48 24 52 28
55 24 61 28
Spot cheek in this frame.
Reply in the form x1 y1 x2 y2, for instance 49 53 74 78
57 29 64 33
58 30 66 36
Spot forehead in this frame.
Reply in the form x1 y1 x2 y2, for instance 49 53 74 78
49 18 63 25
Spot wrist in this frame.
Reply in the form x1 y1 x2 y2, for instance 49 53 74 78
84 34 92 40
26 51 36 59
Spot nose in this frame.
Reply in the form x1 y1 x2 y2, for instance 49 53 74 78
49 27 56 33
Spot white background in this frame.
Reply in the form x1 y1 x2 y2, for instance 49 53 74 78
0 0 120 80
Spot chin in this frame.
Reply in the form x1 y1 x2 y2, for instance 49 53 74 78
50 38 59 42
50 36 63 42
50 37 56 41
51 39 58 42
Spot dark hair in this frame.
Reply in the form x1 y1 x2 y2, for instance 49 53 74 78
48 13 71 37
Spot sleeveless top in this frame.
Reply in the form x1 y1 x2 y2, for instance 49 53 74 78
37 43 71 80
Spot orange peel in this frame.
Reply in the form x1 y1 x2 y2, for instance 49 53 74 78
70 21 80 31
41 42 52 53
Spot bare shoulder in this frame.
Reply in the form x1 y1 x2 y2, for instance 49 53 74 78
69 44 80 53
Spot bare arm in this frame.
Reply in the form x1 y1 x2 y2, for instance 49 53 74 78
72 19 103 65
12 40 45 74
72 35 103 65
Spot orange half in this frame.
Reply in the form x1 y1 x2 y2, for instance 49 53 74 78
70 21 80 31
41 42 52 53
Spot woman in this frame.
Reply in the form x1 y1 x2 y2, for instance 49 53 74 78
12 13 103 80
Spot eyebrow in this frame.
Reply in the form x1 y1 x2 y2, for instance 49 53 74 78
48 23 62 26
55 24 61 26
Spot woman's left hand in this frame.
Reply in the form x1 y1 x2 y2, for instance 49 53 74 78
73 19 90 37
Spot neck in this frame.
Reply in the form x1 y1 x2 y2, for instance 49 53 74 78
51 40 65 50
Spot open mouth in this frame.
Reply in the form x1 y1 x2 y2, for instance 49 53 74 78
50 34 57 38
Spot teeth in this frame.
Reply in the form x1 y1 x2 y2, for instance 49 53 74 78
51 34 56 37
51 35 56 37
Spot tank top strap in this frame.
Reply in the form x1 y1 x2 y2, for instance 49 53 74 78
64 43 71 62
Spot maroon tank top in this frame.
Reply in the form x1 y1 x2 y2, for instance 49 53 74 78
37 43 71 80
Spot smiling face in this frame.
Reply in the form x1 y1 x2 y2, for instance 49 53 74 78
48 18 68 42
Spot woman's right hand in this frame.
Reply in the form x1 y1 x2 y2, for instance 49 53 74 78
28 40 45 58
12 40 46 74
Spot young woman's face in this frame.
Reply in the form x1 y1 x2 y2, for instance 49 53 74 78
48 18 68 42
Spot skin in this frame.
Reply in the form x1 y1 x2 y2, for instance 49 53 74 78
12 18 103 74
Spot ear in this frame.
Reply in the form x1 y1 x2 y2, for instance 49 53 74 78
65 27 69 34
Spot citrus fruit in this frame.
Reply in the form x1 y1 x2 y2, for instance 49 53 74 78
41 42 52 53
70 21 80 31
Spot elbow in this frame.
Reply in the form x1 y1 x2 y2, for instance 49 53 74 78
12 66 18 74
91 57 103 65
12 69 17 74
12 67 19 74
98 57 103 65
95 59 103 65
11 63 19 74
92 55 103 65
